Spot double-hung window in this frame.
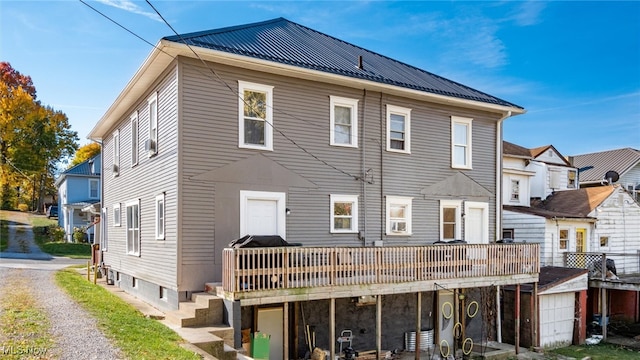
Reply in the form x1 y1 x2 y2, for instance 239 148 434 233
510 179 520 201
559 229 569 250
156 193 165 240
131 111 139 166
113 130 120 176
386 105 411 153
386 196 412 235
330 195 358 233
451 116 472 169
89 179 99 199
440 200 462 241
238 81 273 150
126 200 140 256
330 96 358 147
113 203 121 227
148 93 158 156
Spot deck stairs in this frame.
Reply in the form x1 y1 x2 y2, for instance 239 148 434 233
162 291 237 360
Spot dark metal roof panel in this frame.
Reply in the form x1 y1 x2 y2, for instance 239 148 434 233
164 18 522 109
571 148 640 183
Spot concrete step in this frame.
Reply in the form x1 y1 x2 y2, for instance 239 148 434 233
163 323 236 360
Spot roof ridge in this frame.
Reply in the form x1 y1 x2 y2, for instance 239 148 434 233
163 17 286 41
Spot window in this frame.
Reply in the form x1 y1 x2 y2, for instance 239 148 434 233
113 130 120 176
160 286 167 301
386 196 412 235
510 179 520 201
440 200 462 241
148 93 158 155
156 193 165 240
600 236 609 247
238 81 273 150
386 105 411 153
126 200 140 256
559 229 569 250
330 195 358 233
502 229 514 240
330 96 358 147
451 116 472 169
567 169 577 188
131 112 139 165
89 179 99 199
113 203 121 227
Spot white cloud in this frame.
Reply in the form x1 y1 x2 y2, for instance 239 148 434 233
95 0 162 22
509 1 546 26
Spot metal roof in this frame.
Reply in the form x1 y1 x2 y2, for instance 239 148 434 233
571 148 640 184
164 18 523 109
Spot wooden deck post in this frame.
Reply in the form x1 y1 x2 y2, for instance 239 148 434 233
533 282 539 348
415 292 421 360
601 288 608 339
377 295 382 359
330 298 335 360
284 302 289 360
515 283 520 354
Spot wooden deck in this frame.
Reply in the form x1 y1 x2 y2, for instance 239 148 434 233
564 251 640 291
222 243 540 305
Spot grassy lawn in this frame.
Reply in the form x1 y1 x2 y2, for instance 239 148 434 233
548 342 640 360
55 269 201 360
30 214 92 259
0 212 7 252
0 272 55 359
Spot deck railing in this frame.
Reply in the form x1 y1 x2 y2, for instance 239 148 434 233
222 243 539 293
564 251 640 279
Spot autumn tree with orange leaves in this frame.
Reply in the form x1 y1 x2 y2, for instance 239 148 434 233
0 62 78 211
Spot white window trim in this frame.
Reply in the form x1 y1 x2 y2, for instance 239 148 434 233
155 193 165 240
88 179 99 199
113 203 121 227
126 199 140 256
113 129 120 177
558 227 570 252
451 116 472 169
329 96 359 148
330 194 359 233
131 111 139 166
464 201 489 244
239 190 286 237
386 105 411 154
101 207 108 251
510 179 520 202
385 196 412 236
440 200 462 241
238 81 274 151
147 93 158 156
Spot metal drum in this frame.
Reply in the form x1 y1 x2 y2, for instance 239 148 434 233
404 329 434 351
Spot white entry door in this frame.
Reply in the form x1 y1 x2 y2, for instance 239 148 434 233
240 191 286 237
464 201 489 244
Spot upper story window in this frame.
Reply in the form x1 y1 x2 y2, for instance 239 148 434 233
89 179 99 199
156 193 165 240
131 111 139 166
386 105 411 153
386 196 412 235
440 200 462 241
567 169 577 189
113 203 121 227
238 81 273 151
330 96 358 147
112 130 120 176
330 195 358 233
451 116 472 169
147 93 158 156
510 179 520 201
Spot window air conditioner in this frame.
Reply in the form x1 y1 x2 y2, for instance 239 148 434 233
144 139 156 152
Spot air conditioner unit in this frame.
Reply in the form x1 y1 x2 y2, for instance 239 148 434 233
112 164 119 173
144 139 156 152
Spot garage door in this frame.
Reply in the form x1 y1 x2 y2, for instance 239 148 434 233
540 293 574 347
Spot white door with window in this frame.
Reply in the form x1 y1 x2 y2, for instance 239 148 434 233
464 202 489 274
240 191 286 237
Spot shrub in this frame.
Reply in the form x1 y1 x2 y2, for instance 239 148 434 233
47 225 66 243
18 203 29 212
72 226 87 243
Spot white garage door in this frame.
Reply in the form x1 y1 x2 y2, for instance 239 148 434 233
540 293 575 347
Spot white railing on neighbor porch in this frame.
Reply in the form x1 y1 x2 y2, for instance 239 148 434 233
222 243 539 293
564 251 640 279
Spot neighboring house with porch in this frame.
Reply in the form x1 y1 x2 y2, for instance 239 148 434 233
55 155 101 243
570 147 640 201
89 18 539 359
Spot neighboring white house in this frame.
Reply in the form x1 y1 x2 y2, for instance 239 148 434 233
502 141 536 210
571 147 640 201
527 145 579 200
55 155 101 243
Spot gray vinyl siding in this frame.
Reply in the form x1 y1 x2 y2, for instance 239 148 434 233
102 64 179 292
178 57 501 282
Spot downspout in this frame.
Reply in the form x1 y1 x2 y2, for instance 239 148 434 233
379 92 385 245
362 89 367 246
495 110 511 344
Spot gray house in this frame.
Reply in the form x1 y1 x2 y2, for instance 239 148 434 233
89 18 538 359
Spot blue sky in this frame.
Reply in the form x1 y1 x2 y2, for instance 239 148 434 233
2 1 639 156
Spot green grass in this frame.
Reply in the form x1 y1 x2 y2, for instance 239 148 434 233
29 214 92 259
548 342 640 360
0 272 55 359
55 269 201 360
0 214 7 252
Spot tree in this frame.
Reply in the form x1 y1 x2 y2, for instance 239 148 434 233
69 142 101 168
0 62 78 211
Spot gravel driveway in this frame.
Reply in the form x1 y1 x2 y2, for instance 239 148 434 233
0 211 122 359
